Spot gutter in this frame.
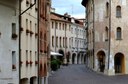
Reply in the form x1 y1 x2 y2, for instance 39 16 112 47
93 0 95 69
108 0 111 70
37 0 39 83
19 0 21 84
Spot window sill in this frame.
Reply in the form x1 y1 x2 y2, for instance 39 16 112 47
116 38 122 40
12 69 16 71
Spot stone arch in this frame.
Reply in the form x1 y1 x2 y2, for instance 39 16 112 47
114 52 125 74
97 50 106 72
72 53 76 64
20 78 28 84
30 76 37 84
58 49 64 62
66 51 71 63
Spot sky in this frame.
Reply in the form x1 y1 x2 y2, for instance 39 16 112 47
52 0 85 19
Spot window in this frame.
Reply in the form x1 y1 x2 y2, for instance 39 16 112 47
63 37 65 47
63 23 64 30
12 23 17 39
52 22 54 28
59 23 61 30
12 51 16 70
65 24 67 31
26 50 28 62
30 51 32 65
30 21 32 31
55 22 58 29
117 27 122 40
56 37 58 47
106 2 109 17
116 6 121 18
65 37 67 48
60 37 61 47
105 27 109 41
52 36 54 47
12 23 16 34
26 19 28 29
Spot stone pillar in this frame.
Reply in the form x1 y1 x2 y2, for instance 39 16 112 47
79 54 82 64
107 55 115 75
75 55 77 64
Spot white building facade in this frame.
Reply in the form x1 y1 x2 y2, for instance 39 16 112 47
50 12 87 64
0 0 19 83
20 0 38 83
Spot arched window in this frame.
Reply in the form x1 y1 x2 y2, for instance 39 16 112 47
116 6 121 18
106 2 109 17
105 27 109 41
117 27 121 40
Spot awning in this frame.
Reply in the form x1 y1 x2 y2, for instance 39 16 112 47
50 52 63 56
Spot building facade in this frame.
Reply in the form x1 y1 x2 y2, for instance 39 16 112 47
39 0 51 84
20 0 38 83
0 0 19 83
82 0 128 75
50 12 86 64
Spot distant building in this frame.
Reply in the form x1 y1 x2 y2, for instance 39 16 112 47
82 0 128 75
50 12 87 64
0 0 19 83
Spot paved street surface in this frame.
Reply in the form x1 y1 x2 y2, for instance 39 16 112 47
48 64 128 84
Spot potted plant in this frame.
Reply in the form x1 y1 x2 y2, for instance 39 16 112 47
26 29 30 33
30 61 33 65
12 33 18 39
30 31 34 35
35 61 38 64
12 64 16 69
26 60 29 65
20 27 24 31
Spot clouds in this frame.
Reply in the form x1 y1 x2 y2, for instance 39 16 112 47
52 0 85 18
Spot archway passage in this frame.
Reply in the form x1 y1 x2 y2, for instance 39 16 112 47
20 78 28 84
72 53 76 64
58 49 64 62
114 53 125 74
66 51 71 64
97 51 105 72
30 77 37 84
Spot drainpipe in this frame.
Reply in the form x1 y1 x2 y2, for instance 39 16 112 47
37 0 39 84
108 0 111 70
19 0 21 84
93 0 95 69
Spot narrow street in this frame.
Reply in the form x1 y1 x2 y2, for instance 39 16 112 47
48 64 128 84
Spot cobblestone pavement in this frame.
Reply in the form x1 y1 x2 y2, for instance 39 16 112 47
48 64 128 84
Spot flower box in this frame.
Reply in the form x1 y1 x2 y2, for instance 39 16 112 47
20 61 23 65
20 27 24 31
12 33 18 39
26 61 29 65
35 33 38 37
12 64 16 69
35 61 38 64
30 31 34 35
26 29 30 33
30 61 33 65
